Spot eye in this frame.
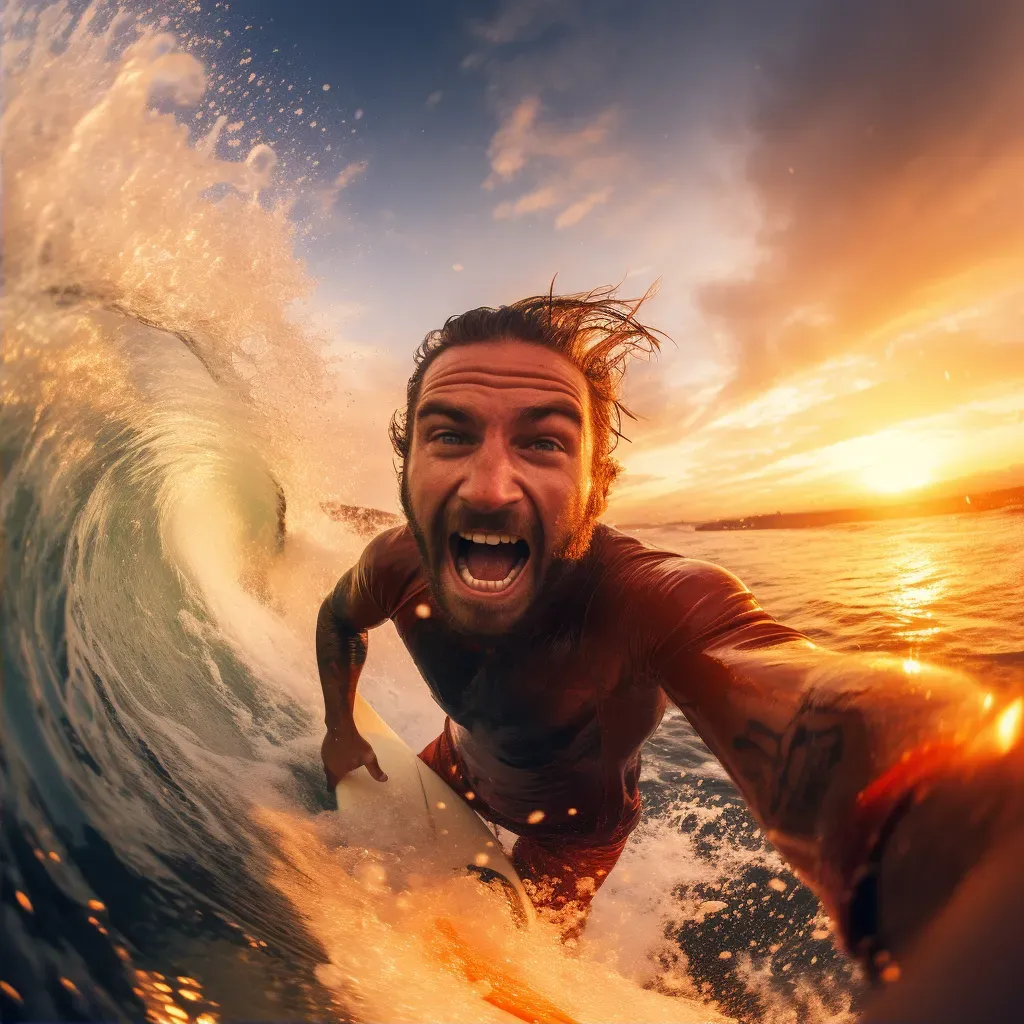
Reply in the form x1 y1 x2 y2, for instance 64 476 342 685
530 438 564 453
435 431 465 445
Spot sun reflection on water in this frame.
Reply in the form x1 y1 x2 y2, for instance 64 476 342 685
886 543 946 653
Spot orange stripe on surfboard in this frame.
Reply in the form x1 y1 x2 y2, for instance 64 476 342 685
433 918 580 1024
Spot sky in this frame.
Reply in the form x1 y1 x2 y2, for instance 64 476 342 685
196 0 1023 522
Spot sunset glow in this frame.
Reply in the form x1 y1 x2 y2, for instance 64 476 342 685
855 433 939 495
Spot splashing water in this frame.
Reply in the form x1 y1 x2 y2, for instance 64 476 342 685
2 4 861 1022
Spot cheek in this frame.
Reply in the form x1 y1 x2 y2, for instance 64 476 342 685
406 453 449 517
536 463 590 527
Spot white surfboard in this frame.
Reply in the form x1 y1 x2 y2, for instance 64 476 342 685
334 697 735 1024
337 695 535 930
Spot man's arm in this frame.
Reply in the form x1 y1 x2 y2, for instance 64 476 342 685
648 559 1023 973
316 530 401 787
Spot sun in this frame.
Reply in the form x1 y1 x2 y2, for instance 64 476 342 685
856 432 939 495
861 460 933 494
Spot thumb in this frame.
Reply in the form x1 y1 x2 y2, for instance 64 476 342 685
365 751 388 783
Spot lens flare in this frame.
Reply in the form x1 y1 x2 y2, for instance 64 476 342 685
996 698 1023 754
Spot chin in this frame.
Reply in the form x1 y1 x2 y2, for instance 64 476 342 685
442 596 527 636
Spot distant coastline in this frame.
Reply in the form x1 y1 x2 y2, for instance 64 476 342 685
691 485 1024 532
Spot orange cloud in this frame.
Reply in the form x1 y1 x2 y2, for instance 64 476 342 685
699 0 1024 410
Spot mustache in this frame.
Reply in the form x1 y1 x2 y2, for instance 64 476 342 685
445 511 533 538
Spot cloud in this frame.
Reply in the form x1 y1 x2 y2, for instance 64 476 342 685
699 0 1024 410
610 319 1024 520
554 187 611 228
481 96 621 228
468 0 578 48
493 184 560 220
483 97 616 188
333 160 368 190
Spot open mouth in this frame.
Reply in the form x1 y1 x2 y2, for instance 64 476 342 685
449 531 530 594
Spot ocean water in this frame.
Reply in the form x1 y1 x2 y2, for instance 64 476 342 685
633 513 1024 685
4 5 1023 1024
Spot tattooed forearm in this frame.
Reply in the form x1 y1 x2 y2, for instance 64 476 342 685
731 704 862 839
316 599 369 728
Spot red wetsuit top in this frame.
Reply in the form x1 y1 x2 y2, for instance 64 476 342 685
329 521 1010 959
333 522 806 844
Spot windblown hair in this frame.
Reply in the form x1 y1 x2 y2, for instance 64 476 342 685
389 285 666 514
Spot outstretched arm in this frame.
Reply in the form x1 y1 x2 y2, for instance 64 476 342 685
649 559 1023 974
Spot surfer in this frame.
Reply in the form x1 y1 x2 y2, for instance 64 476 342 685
316 287 1024 973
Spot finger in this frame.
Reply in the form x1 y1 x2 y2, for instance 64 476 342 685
365 753 388 783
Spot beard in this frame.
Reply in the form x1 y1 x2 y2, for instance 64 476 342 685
399 470 598 638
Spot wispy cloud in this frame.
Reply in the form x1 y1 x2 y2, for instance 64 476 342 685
468 0 579 49
333 160 368 191
481 96 621 229
554 187 612 229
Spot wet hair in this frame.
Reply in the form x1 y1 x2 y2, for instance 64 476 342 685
389 284 666 514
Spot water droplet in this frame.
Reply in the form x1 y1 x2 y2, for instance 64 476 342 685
1 982 23 1004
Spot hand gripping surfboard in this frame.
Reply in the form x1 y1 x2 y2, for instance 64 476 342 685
334 698 734 1024
336 695 535 928
337 697 588 1023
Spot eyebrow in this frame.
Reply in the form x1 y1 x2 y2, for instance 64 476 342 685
415 398 584 430
520 402 583 430
415 399 474 423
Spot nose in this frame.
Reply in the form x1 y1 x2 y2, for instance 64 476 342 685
457 435 524 512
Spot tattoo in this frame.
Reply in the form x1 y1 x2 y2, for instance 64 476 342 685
343 629 368 669
732 709 845 836
316 600 370 726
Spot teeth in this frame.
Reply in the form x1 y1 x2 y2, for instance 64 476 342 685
458 531 521 545
456 557 525 593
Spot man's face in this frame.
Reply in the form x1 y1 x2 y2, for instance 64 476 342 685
403 339 596 635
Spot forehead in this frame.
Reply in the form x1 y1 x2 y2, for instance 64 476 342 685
417 340 590 414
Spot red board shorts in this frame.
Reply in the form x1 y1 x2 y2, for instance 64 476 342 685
418 720 631 938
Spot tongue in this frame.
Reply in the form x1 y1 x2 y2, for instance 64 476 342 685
465 543 518 582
